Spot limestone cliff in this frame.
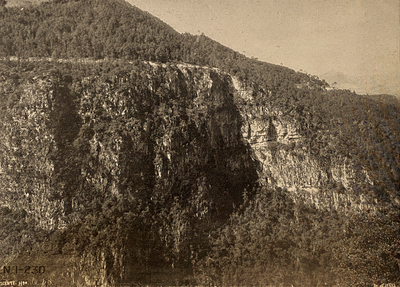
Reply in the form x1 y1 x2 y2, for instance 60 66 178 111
0 60 399 285
231 76 399 211
0 60 397 222
0 61 259 285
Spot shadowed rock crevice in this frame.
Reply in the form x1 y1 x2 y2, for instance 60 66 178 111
48 73 82 215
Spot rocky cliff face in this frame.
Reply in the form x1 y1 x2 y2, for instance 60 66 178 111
1 60 396 226
0 61 259 284
0 76 60 230
0 60 398 285
230 72 389 211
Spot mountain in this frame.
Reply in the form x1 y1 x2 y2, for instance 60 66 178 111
321 70 359 89
0 0 399 286
321 70 400 97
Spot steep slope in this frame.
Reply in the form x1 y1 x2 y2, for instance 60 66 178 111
0 0 399 285
0 0 328 91
0 60 260 285
1 58 399 286
233 76 400 202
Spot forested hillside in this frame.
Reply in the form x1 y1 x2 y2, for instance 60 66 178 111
0 0 328 90
0 0 399 286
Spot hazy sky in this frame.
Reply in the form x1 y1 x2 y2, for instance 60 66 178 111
127 0 400 95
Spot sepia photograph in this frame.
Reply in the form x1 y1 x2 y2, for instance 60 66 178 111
0 0 399 286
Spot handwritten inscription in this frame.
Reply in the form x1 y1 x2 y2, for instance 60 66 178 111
0 281 28 286
1 266 45 275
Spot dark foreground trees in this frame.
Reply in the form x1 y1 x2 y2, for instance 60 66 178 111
195 187 400 286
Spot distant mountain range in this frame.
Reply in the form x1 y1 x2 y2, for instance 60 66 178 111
321 70 399 97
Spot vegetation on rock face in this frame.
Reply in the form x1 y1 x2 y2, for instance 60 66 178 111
0 60 260 284
0 0 399 286
197 187 400 286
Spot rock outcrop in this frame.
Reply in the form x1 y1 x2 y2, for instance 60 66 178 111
0 60 399 285
1 60 397 225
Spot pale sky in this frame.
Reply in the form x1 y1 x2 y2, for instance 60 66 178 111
127 0 400 96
